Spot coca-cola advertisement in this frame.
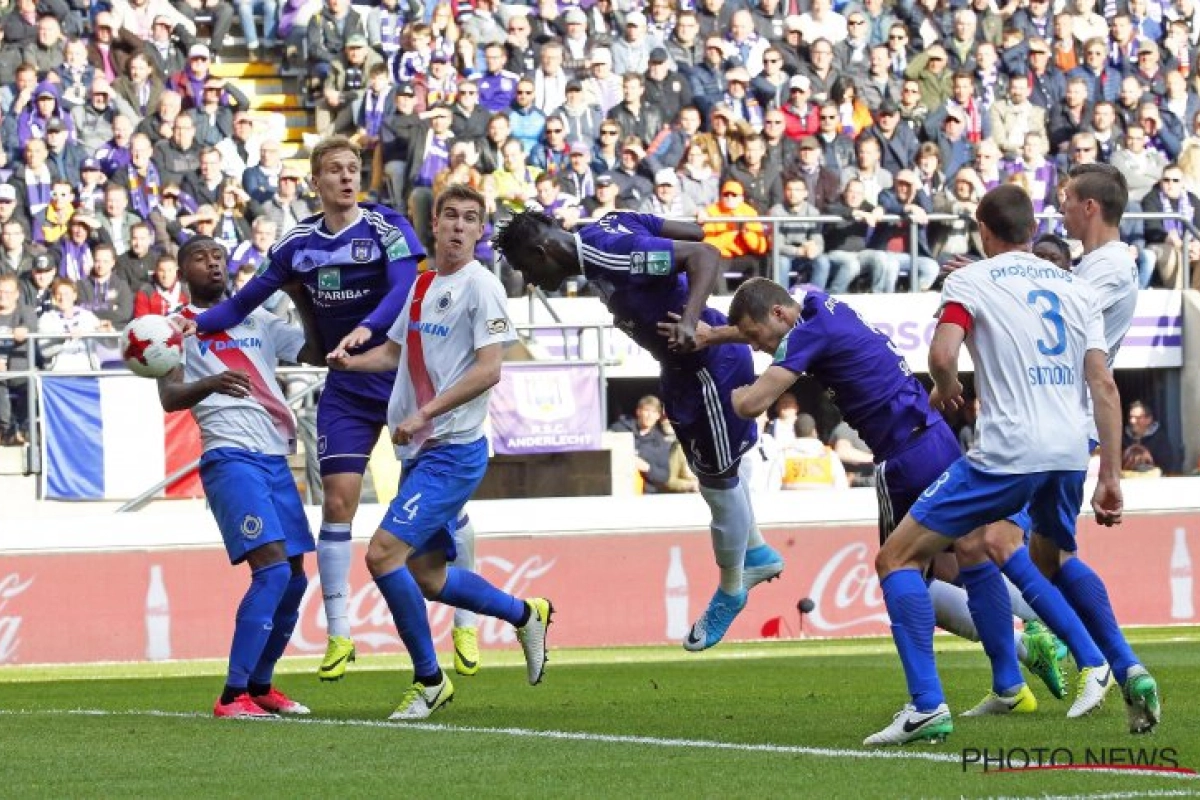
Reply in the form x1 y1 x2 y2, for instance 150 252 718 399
0 516 1194 665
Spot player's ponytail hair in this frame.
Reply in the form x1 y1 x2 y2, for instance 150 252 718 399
310 135 361 178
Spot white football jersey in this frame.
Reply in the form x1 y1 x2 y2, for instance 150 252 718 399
180 307 304 456
1074 239 1137 367
387 262 517 459
940 252 1107 474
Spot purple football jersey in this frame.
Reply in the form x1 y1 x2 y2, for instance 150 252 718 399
774 291 943 461
196 203 425 399
576 212 705 365
577 212 758 471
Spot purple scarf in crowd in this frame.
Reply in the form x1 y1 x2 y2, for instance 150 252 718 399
1160 189 1195 237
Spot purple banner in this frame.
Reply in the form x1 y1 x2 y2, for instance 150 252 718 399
490 364 603 455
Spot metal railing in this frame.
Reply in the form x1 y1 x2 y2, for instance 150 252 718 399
2 324 620 505
5 209 1196 502
114 367 327 513
550 210 1200 291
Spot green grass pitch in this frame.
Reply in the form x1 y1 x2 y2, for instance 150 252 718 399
1 628 1197 798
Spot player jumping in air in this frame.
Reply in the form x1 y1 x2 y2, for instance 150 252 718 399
327 184 552 720
160 236 319 719
186 136 485 681
494 210 785 651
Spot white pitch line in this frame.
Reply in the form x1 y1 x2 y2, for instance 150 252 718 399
0 708 960 764
6 709 1197 782
991 791 1200 800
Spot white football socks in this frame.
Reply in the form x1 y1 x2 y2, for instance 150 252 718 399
931 577 1032 663
1006 576 1038 621
700 484 751 594
452 514 479 629
738 460 767 550
930 579 978 641
317 523 353 639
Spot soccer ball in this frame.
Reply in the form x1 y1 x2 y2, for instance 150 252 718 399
121 315 184 378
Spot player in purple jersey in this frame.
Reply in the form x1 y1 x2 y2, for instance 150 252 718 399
722 278 960 537
495 210 786 651
183 136 484 681
714 277 1072 709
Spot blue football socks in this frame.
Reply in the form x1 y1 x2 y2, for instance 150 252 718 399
1001 547 1105 669
436 566 526 626
960 561 1023 694
227 561 290 690
1054 557 1139 683
375 566 440 679
250 571 308 687
882 569 945 711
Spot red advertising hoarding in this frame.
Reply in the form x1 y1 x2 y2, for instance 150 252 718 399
0 516 1194 665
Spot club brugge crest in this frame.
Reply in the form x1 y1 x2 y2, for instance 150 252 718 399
351 238 372 262
241 514 263 540
436 290 452 312
514 370 575 422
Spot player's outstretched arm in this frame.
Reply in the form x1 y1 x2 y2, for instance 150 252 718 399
327 339 402 373
157 366 252 412
356 214 424 338
731 366 798 420
656 219 706 242
927 322 966 412
1085 347 1124 526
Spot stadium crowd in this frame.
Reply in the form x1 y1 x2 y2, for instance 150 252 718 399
274 0 1200 295
0 0 1197 452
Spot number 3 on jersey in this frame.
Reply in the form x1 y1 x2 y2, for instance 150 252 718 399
1027 289 1066 356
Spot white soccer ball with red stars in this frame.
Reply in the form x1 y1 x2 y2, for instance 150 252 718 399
121 315 184 378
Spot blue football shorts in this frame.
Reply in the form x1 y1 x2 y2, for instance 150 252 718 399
911 458 1086 551
200 447 316 565
378 437 489 559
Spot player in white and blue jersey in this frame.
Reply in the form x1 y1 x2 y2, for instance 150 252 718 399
160 236 318 719
494 210 786 651
864 185 1158 746
189 136 485 681
327 185 552 720
947 164 1159 730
